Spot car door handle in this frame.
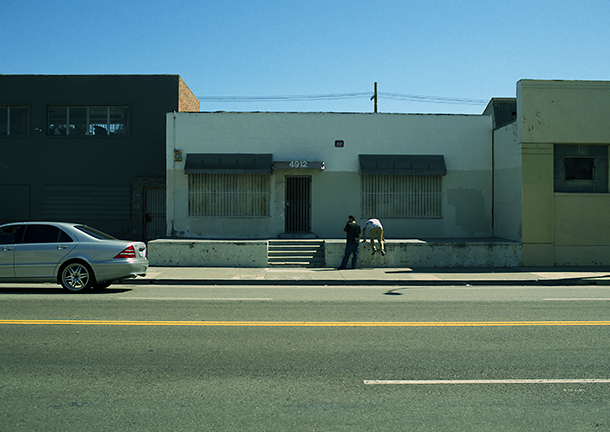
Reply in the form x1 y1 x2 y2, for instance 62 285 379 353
2 246 14 251
57 245 70 250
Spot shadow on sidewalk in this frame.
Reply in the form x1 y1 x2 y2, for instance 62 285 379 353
385 266 610 275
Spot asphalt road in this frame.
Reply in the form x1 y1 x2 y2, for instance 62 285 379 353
1 283 610 431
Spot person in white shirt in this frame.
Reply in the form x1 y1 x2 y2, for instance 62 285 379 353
362 218 385 256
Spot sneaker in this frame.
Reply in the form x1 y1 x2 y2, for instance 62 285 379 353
381 250 386 256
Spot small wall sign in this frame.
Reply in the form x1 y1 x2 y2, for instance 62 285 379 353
335 140 344 148
274 161 325 170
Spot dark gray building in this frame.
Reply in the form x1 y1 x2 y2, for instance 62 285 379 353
0 75 199 240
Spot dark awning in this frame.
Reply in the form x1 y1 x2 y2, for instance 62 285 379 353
359 155 447 176
184 153 274 174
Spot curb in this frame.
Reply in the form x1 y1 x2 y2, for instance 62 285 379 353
127 278 610 287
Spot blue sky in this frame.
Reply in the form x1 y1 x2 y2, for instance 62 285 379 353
2 0 609 113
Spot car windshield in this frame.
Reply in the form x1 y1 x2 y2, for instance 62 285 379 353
74 225 118 240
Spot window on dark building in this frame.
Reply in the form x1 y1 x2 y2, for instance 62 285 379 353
0 105 29 136
47 106 129 136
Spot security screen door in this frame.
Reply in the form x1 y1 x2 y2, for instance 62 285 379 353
144 188 166 241
285 177 311 233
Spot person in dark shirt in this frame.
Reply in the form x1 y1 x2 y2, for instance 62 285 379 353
338 215 361 269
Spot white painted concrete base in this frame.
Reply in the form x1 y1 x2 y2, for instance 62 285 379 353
148 239 522 268
148 239 269 267
329 239 522 268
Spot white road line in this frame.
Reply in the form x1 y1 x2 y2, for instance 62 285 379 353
119 298 273 301
364 379 610 385
544 298 610 301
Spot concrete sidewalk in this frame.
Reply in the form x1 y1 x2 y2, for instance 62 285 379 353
134 266 610 286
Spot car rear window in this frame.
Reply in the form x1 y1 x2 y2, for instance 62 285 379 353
75 225 118 240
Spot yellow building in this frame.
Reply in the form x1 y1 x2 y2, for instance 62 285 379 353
495 80 610 266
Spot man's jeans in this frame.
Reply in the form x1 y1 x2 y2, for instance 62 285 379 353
340 243 359 269
369 226 385 252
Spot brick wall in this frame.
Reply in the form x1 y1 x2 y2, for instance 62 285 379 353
178 77 200 112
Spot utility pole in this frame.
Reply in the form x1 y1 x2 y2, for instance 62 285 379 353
371 82 378 113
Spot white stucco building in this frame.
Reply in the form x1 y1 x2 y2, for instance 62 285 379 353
166 112 493 240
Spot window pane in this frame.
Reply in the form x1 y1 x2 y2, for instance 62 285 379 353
9 106 28 136
68 107 87 136
58 229 73 243
189 174 270 217
555 144 609 193
0 106 7 135
47 105 129 137
361 175 442 219
48 106 67 135
89 106 109 135
22 225 61 243
75 225 117 240
0 225 23 244
565 157 594 180
109 106 128 135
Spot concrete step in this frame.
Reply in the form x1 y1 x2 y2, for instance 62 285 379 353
268 262 325 268
268 239 325 267
268 250 323 257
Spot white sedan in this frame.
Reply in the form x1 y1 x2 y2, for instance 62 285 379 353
0 222 148 292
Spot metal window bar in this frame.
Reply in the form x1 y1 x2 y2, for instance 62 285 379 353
361 175 442 218
4 106 9 135
188 173 270 217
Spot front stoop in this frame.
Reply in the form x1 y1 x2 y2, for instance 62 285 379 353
268 239 325 267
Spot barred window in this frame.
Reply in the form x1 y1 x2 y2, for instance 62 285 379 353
361 175 442 218
188 173 270 217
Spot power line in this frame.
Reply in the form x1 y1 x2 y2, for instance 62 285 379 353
197 90 488 105
379 92 487 105
197 92 370 102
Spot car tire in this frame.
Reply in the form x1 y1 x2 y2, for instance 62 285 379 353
60 262 94 293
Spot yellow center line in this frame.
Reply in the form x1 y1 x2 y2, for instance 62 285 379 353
1 319 610 327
